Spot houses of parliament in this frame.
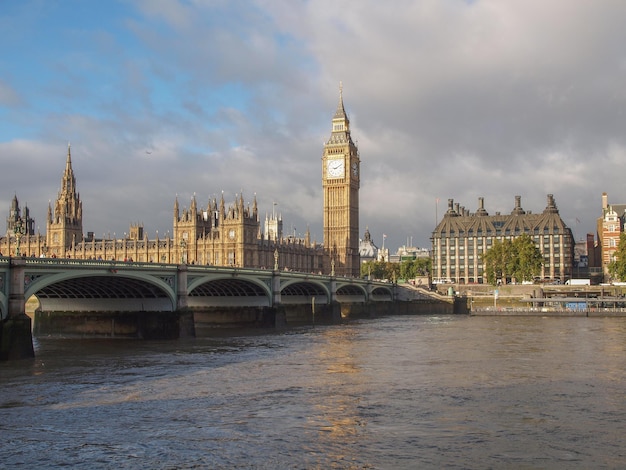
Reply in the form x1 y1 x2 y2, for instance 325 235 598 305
1 89 362 277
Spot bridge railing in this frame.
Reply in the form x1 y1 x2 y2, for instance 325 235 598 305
17 257 177 270
1 256 393 290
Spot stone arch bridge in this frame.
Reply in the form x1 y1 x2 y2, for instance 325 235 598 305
1 257 404 359
1 258 395 318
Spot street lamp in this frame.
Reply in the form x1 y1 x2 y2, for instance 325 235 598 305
14 217 25 257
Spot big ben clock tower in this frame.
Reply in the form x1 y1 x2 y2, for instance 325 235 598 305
322 84 360 277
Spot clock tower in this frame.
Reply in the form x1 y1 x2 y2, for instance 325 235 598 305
322 84 360 277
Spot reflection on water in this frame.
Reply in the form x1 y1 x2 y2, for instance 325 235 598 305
2 316 626 469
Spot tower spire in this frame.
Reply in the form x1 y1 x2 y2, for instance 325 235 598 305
334 81 347 120
47 145 83 254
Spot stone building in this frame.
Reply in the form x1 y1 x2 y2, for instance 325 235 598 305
0 88 361 275
2 194 37 256
358 228 378 263
46 144 83 253
322 84 361 277
431 195 574 284
597 192 626 277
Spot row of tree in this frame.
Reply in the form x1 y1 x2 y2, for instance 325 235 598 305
360 257 431 282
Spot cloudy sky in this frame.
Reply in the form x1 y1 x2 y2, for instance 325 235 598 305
2 0 626 253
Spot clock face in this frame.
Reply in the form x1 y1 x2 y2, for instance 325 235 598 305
352 162 358 176
327 158 345 178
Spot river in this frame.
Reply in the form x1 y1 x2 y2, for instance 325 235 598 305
1 315 625 469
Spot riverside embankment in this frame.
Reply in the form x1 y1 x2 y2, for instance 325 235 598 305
435 282 626 316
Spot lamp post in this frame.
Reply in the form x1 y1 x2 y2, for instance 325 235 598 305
14 217 25 257
180 239 187 264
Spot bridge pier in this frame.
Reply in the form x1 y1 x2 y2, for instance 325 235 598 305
177 264 189 309
1 258 35 360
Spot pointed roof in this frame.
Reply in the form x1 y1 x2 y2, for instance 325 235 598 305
327 82 354 145
65 142 72 171
60 142 77 198
333 81 347 120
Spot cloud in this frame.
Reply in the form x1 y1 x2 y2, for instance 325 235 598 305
1 0 626 253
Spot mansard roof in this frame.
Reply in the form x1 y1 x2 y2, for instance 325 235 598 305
432 194 572 238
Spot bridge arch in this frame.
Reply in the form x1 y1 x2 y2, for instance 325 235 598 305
279 278 330 304
24 271 176 312
187 275 272 307
371 285 393 301
335 282 368 303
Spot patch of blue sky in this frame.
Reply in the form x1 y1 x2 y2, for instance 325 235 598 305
1 0 147 119
0 111 35 142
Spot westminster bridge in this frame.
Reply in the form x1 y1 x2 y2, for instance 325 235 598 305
1 257 453 360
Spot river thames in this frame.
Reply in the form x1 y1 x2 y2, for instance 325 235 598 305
2 314 625 469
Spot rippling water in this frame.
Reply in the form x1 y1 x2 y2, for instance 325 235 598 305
2 315 626 469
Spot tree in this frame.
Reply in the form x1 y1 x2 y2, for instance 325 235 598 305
481 239 512 285
399 258 431 281
361 260 386 279
361 259 420 282
508 234 543 283
608 232 626 281
481 235 542 285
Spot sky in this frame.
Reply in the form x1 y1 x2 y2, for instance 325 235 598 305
2 0 626 253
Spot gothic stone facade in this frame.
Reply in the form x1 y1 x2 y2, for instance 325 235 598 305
1 89 360 275
322 86 360 277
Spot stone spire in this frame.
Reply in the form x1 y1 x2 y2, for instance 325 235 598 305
329 81 351 141
55 143 81 223
46 144 83 253
333 81 347 120
61 143 77 198
252 194 258 220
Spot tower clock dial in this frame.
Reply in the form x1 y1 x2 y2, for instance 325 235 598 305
352 162 358 176
327 158 345 178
